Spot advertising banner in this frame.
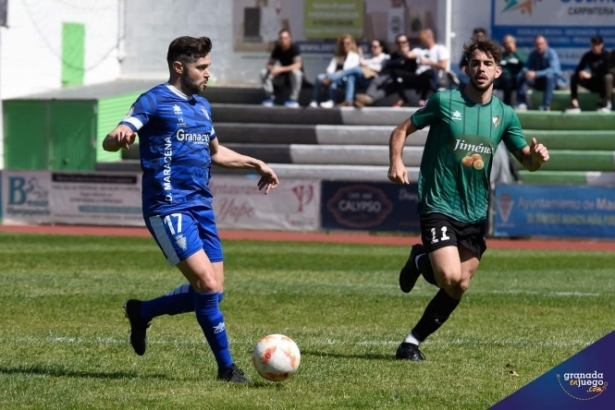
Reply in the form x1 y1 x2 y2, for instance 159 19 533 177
321 181 420 232
491 0 615 69
1 171 53 225
50 172 144 226
494 184 615 239
210 176 320 231
232 0 438 78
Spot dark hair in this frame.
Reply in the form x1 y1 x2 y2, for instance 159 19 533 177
591 35 604 45
463 37 503 64
372 39 390 54
166 36 212 67
278 28 291 37
472 27 487 36
395 33 408 43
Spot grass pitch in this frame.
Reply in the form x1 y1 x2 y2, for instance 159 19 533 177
0 233 613 409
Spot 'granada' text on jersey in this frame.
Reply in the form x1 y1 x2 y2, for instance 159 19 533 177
120 83 217 217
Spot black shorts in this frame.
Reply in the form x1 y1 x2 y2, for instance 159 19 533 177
420 213 487 260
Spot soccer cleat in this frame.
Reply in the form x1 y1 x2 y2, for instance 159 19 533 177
217 363 251 383
399 244 425 293
124 299 150 356
396 342 425 361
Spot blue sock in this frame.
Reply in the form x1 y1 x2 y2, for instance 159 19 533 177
194 291 233 369
218 292 224 303
140 283 195 321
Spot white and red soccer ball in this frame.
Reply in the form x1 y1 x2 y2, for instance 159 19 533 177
252 334 301 381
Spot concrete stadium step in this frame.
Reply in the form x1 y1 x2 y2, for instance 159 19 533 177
529 90 615 112
207 123 424 145
211 104 416 125
222 144 424 166
519 170 615 185
523 131 615 150
95 160 418 182
517 111 615 130
535 150 615 172
263 164 419 182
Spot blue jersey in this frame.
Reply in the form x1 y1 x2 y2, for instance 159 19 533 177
120 83 218 217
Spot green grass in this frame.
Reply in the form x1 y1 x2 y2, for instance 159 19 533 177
0 233 614 409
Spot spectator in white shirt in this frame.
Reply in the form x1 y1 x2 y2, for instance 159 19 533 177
413 29 450 106
310 34 361 108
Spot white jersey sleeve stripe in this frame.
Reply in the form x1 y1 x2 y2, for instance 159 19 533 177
123 116 144 131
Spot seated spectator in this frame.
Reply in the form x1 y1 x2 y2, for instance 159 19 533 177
413 29 450 106
354 34 418 108
495 34 527 105
565 35 612 113
309 34 360 108
308 39 389 108
260 29 303 108
516 35 567 111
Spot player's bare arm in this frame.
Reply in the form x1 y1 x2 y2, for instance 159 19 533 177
102 124 136 152
512 138 550 172
388 118 418 184
210 138 280 194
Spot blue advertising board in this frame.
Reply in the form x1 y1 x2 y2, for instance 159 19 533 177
494 184 615 239
321 181 420 232
491 0 615 70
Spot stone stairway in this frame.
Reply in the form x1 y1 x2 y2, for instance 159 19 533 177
97 102 615 187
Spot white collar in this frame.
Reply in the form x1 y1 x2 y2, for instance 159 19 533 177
165 83 192 100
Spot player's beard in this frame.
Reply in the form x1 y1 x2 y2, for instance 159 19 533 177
181 73 207 95
469 73 494 93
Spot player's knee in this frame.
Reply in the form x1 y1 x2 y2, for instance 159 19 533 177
192 275 219 293
435 270 462 291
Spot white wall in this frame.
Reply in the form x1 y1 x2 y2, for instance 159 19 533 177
449 0 492 73
0 0 121 99
122 0 245 84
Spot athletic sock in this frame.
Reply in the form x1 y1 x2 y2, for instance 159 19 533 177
218 292 224 304
411 289 461 342
194 291 233 369
417 253 438 286
403 332 421 346
140 283 195 321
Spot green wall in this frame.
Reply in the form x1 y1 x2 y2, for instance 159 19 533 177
62 22 85 87
96 92 143 162
3 100 96 170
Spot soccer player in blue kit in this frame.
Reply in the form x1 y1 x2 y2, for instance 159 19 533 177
102 36 279 383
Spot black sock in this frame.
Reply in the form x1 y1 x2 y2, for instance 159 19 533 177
417 253 438 287
411 289 461 342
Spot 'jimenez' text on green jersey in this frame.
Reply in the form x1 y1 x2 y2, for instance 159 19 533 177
410 89 527 224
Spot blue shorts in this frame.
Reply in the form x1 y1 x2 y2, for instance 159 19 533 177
145 207 223 266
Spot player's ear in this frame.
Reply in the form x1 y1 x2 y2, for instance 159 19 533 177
172 61 184 75
494 63 502 79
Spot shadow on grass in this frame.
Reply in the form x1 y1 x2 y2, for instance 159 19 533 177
0 365 168 380
301 350 394 361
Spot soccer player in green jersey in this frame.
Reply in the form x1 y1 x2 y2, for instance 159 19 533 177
388 37 550 361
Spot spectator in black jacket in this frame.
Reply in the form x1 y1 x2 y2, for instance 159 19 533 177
566 35 612 113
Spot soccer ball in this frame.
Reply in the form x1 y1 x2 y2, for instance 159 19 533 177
252 334 301 381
